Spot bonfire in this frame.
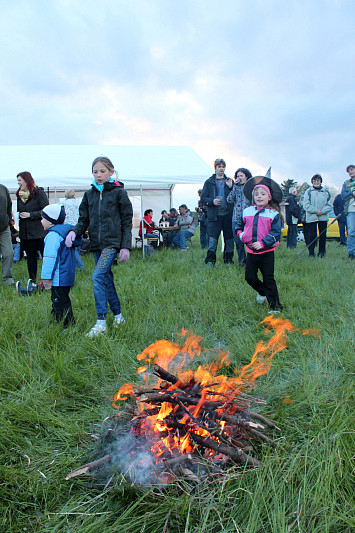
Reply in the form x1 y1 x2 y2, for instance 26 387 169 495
66 316 316 486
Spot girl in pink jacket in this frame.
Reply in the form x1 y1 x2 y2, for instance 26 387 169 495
236 184 283 313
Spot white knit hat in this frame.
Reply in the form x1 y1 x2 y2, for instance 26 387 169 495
41 204 66 225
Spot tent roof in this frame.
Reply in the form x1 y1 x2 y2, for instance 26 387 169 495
0 145 212 191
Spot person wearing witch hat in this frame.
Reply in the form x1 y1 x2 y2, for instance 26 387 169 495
236 176 283 313
201 158 234 265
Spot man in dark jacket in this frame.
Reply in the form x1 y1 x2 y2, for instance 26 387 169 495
201 159 234 264
285 187 300 248
333 193 347 245
0 184 14 286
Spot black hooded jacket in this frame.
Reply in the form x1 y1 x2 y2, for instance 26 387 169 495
72 180 133 251
201 174 233 222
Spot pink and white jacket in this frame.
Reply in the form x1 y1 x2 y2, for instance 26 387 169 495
235 205 281 254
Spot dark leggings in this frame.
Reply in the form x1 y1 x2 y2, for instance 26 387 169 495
21 239 44 281
245 251 283 310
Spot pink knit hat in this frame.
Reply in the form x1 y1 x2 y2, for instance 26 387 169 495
252 184 272 199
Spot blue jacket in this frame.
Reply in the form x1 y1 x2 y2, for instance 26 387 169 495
41 224 78 287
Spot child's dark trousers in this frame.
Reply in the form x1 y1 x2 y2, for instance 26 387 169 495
51 286 75 327
245 251 283 310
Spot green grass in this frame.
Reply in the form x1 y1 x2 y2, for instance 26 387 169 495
0 238 354 532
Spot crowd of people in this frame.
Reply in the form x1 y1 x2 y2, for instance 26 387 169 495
0 157 353 336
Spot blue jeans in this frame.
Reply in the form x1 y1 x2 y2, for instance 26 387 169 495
347 212 355 255
286 224 297 248
92 248 120 319
232 227 246 265
12 243 21 262
172 230 193 249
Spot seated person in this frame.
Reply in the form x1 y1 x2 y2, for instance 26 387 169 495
10 219 21 262
139 209 159 247
168 208 178 226
162 208 179 246
172 204 196 251
159 210 169 225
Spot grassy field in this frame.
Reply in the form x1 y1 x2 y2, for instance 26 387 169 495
0 236 354 533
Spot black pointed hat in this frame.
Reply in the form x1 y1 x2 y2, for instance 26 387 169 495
243 175 283 204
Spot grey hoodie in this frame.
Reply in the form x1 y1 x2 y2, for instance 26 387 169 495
176 209 196 235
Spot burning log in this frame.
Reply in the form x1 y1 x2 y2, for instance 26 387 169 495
189 433 261 467
153 363 179 385
67 320 298 486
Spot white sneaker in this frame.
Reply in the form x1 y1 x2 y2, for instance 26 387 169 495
113 314 125 327
256 293 267 304
268 309 281 315
86 320 107 338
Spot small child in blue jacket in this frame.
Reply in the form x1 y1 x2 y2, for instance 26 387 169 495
40 204 78 328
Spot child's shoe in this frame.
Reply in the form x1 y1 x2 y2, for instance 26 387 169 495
86 319 107 338
256 293 267 304
16 281 32 297
113 313 125 327
268 309 281 315
27 279 38 292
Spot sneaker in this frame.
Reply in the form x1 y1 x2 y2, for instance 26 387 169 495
16 281 30 297
113 314 125 327
181 248 188 252
86 320 107 338
256 293 267 304
268 309 281 315
27 279 37 291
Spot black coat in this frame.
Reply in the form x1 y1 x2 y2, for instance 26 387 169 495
333 194 346 223
201 174 233 222
17 187 49 240
285 194 300 226
73 181 133 251
0 184 12 233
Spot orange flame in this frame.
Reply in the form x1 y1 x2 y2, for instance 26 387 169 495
113 317 313 460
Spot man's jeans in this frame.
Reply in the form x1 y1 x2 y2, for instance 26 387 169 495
232 227 246 265
337 220 347 245
286 224 297 248
199 220 208 249
172 230 193 249
92 248 120 319
347 212 355 255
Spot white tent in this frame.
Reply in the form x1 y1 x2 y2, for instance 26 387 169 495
0 145 212 247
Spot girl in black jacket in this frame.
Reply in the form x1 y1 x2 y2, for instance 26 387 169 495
16 171 49 281
66 156 133 338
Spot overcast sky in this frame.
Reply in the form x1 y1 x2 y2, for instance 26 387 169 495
1 0 354 207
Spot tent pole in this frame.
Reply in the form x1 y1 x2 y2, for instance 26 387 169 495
140 184 145 259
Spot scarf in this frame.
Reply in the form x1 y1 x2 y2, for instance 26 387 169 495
92 177 115 192
18 189 30 202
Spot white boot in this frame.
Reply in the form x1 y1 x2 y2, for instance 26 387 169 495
86 319 107 338
256 293 267 304
113 313 125 327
